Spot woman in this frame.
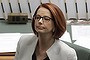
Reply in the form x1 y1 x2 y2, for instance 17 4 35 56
14 3 77 60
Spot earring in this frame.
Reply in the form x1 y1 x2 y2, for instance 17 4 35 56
53 29 55 33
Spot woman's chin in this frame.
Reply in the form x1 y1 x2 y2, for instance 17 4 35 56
36 30 47 34
37 31 46 33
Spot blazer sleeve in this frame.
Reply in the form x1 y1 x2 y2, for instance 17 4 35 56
67 49 77 60
14 39 21 60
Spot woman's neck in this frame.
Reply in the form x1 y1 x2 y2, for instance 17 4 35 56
36 33 55 60
37 33 55 51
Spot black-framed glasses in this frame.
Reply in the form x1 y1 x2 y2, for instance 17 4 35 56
33 15 52 22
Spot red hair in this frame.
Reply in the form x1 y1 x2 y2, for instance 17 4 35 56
32 3 66 39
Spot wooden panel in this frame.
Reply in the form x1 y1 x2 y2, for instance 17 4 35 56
0 52 15 56
0 56 14 60
0 52 15 60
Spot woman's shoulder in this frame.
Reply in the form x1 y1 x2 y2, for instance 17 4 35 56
57 40 76 54
18 33 37 46
20 34 35 39
59 40 77 59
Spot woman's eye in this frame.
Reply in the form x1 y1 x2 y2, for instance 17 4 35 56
44 16 50 20
35 16 40 19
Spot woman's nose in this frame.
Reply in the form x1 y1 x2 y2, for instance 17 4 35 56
38 18 43 23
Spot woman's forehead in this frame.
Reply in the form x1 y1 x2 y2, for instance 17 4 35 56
37 7 51 16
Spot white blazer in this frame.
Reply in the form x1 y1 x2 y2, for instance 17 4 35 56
14 35 77 60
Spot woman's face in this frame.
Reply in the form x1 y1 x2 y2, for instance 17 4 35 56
34 7 55 34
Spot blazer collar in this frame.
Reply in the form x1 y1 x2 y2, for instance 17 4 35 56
46 40 61 60
32 37 61 60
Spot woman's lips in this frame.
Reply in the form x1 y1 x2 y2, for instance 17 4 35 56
36 26 45 30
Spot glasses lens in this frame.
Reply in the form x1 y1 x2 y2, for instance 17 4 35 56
44 16 51 20
34 15 52 22
34 15 41 20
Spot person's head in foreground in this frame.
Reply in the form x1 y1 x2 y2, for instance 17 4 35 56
14 3 77 60
32 3 66 40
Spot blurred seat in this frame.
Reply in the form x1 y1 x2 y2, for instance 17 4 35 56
62 41 90 60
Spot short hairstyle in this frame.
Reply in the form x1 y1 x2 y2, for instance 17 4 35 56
32 3 66 39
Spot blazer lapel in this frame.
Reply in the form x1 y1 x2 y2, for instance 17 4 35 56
46 40 61 60
25 36 38 60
